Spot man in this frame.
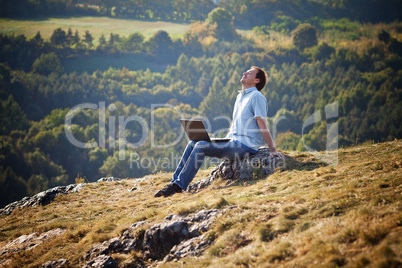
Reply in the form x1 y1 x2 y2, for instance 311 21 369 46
154 66 284 197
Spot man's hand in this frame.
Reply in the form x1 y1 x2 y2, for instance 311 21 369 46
270 150 285 159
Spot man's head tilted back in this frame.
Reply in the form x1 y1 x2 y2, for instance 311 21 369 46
251 66 267 91
240 66 267 91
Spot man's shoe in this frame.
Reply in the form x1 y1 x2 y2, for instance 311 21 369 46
154 183 183 197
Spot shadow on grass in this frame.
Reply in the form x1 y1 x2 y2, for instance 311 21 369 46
216 154 327 189
191 152 329 192
280 154 328 172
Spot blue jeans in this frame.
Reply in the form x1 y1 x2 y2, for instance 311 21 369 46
172 140 252 190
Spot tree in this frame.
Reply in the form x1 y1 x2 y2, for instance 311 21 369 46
147 30 174 60
97 34 107 51
66 28 74 46
0 167 27 207
199 76 231 130
109 33 115 46
32 31 43 47
378 30 391 44
50 27 67 48
0 63 11 89
183 33 203 57
389 38 402 57
73 30 80 45
311 42 335 61
99 150 142 178
83 30 94 48
273 108 301 134
124 33 144 53
87 147 108 179
206 7 237 40
27 174 48 196
276 131 301 151
291 23 318 50
270 15 300 33
32 52 63 75
0 95 30 135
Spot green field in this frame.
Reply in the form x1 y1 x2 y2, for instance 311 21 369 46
0 16 190 73
0 16 190 42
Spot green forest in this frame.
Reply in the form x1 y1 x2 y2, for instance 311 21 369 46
1 0 401 207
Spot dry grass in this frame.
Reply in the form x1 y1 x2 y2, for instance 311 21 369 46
238 29 294 51
239 21 402 55
0 140 401 267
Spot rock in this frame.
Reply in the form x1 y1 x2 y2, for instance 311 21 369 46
132 178 146 184
97 177 121 182
188 148 283 192
40 258 68 268
0 229 65 257
163 235 211 262
83 255 117 268
0 184 85 216
0 259 11 266
0 177 146 217
142 218 190 259
84 221 148 262
84 210 221 265
142 209 220 259
70 183 85 193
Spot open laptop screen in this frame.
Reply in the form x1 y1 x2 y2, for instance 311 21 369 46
179 119 230 143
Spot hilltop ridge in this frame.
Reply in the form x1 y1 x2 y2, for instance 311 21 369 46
0 140 401 267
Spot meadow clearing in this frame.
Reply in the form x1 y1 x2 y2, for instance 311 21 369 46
0 16 191 42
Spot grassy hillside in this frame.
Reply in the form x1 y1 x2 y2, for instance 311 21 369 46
0 16 190 42
0 140 401 267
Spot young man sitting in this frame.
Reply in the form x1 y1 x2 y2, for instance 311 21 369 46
155 66 284 197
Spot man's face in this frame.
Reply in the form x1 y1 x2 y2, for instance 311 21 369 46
240 69 259 86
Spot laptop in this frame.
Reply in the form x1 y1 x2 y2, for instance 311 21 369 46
180 119 231 143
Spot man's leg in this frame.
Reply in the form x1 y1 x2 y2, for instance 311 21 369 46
172 140 211 191
155 140 250 197
172 140 197 183
154 140 197 197
172 140 250 191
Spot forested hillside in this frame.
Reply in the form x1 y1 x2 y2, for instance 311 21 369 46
1 0 402 207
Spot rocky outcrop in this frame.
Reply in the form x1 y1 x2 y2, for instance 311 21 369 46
0 184 85 216
143 209 219 259
84 221 148 262
83 255 117 268
97 177 122 182
163 235 211 262
40 258 69 268
188 148 284 192
0 228 66 263
84 209 222 266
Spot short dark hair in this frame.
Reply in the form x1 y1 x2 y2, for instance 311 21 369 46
251 66 267 91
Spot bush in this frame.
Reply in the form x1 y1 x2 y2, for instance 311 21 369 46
32 52 63 75
291 23 318 50
311 42 335 61
270 15 301 34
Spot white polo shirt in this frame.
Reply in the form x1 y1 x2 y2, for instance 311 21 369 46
226 87 268 153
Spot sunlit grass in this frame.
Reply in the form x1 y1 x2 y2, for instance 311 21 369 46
240 21 402 55
0 16 190 42
0 140 401 267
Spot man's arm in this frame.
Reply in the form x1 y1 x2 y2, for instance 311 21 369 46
256 117 285 159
